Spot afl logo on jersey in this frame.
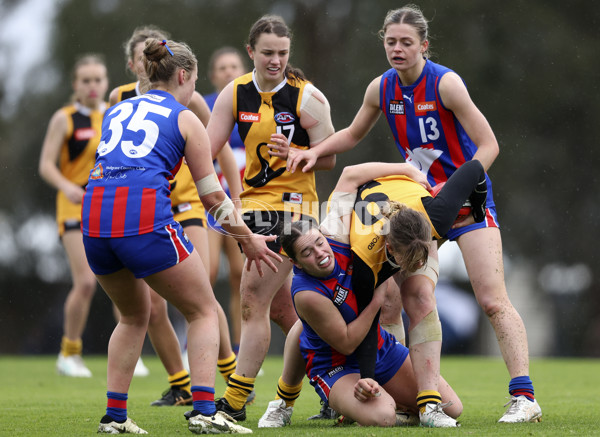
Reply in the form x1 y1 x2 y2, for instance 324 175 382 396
74 127 96 141
239 112 261 123
274 112 295 124
389 100 405 115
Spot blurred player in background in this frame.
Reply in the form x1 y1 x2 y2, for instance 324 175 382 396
203 46 248 350
39 54 108 378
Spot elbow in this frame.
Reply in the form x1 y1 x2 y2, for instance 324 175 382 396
336 340 357 356
38 162 49 181
339 165 361 184
199 190 225 211
319 154 336 171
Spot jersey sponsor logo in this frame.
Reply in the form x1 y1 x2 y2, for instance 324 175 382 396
90 163 104 180
239 111 261 123
367 235 380 250
74 127 96 141
333 283 349 306
274 112 295 124
415 101 437 113
327 365 344 378
389 100 405 115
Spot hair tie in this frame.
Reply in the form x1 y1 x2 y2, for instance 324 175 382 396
160 39 174 56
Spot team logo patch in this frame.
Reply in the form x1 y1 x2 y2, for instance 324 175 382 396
74 127 96 141
274 112 295 123
333 283 349 306
415 101 437 114
89 163 103 180
239 112 261 122
389 100 405 115
327 366 344 377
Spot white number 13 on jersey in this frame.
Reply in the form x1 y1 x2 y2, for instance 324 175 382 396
97 101 172 158
418 116 440 143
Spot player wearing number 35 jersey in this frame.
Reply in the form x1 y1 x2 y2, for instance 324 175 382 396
83 38 278 435
82 91 186 239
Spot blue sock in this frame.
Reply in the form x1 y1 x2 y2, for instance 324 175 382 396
509 376 535 401
106 391 128 422
192 386 216 416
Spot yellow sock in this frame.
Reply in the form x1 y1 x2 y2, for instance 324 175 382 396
225 373 255 410
275 376 303 408
61 337 82 357
417 390 442 414
169 369 191 395
218 352 237 383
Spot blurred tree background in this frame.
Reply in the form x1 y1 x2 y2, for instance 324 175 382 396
0 0 598 356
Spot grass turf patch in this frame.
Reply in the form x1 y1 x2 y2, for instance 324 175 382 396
1 355 599 436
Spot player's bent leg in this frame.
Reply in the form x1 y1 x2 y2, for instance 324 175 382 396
379 278 405 345
328 374 397 427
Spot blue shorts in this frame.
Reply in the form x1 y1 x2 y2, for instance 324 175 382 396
308 332 409 403
83 221 194 278
445 206 500 241
205 212 224 233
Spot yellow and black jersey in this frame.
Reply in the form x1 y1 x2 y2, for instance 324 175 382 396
169 161 206 224
233 72 318 219
59 102 106 187
56 102 106 234
350 175 438 289
114 81 139 103
113 82 206 225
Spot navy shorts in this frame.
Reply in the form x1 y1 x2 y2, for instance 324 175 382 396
83 221 194 278
308 332 409 403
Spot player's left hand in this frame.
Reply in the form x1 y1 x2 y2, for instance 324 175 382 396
354 378 381 402
267 133 290 160
239 234 282 277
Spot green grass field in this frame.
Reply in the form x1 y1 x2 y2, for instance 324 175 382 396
1 355 599 436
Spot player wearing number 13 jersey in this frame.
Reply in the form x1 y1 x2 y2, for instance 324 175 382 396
286 6 541 424
379 60 496 217
82 90 187 238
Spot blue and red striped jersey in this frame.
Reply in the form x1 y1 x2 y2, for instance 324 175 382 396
292 238 384 379
379 59 494 207
81 90 187 237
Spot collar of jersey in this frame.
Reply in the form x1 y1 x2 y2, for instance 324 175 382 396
252 69 287 93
